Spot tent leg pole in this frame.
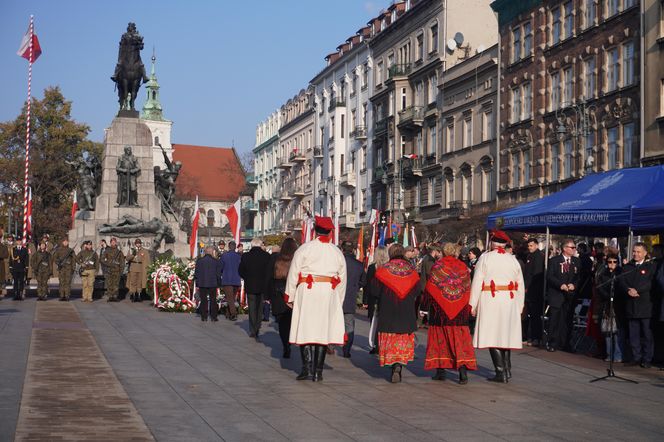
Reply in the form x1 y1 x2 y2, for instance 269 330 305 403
541 227 550 347
627 229 634 260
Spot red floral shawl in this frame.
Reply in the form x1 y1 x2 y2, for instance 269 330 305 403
424 256 471 319
375 259 419 300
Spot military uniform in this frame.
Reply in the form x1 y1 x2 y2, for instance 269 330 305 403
53 245 75 300
77 248 99 302
31 249 52 300
0 241 8 297
126 246 151 302
102 246 125 301
10 245 29 300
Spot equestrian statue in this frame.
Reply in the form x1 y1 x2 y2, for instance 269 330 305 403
111 22 149 112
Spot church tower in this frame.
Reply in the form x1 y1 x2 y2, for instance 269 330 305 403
141 49 174 170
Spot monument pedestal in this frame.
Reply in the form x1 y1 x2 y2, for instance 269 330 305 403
69 117 189 257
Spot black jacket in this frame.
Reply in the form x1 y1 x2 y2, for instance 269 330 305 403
194 254 222 288
524 249 545 300
265 253 291 316
239 246 271 294
376 259 418 334
10 247 29 274
546 254 580 308
619 260 655 319
343 254 367 314
363 263 377 305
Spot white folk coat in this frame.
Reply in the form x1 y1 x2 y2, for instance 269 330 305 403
469 249 525 349
285 238 347 345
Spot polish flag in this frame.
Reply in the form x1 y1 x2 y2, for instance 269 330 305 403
26 187 33 239
403 154 418 159
189 196 200 258
17 21 42 63
71 190 78 227
226 198 242 244
356 225 364 263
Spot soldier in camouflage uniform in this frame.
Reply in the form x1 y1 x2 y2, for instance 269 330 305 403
77 240 99 302
53 238 76 301
102 237 125 302
32 242 52 301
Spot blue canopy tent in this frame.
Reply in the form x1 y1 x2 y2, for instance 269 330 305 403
487 166 664 236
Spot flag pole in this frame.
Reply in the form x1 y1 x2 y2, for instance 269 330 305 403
21 15 35 245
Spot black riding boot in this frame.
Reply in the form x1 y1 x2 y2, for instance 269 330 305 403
296 345 312 380
432 368 446 381
459 365 468 385
503 350 512 379
488 348 508 383
312 345 327 382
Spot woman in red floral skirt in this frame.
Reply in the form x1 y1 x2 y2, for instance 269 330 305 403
374 244 420 383
423 242 477 384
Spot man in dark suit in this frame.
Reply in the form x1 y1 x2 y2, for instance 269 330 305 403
546 239 580 352
219 241 242 321
341 241 367 358
194 246 222 322
524 238 545 346
10 240 29 300
239 238 271 341
620 242 656 368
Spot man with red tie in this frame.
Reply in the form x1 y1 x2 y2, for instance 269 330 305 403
284 216 347 382
546 239 580 352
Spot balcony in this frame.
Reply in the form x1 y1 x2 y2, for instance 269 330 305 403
328 100 346 111
422 153 438 168
373 165 385 183
339 171 356 188
290 183 306 198
277 157 292 169
243 200 259 212
289 151 306 162
342 212 357 228
402 157 423 178
279 190 293 202
373 118 389 138
313 146 324 158
388 63 412 79
440 200 471 219
350 125 367 140
397 106 424 130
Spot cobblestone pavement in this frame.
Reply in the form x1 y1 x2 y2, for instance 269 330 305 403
2 295 664 441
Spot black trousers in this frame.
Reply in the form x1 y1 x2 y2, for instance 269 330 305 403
628 318 654 363
548 296 575 349
199 287 218 320
275 311 292 350
247 293 263 336
525 295 544 342
12 272 25 299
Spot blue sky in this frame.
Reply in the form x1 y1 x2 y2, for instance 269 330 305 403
0 0 385 154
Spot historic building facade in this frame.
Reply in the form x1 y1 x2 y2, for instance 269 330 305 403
492 0 641 205
253 111 282 235
311 23 373 228
642 0 664 165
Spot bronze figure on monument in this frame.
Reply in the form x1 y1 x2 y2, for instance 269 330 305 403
116 145 140 206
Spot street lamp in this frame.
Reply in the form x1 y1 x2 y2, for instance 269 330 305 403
555 101 597 175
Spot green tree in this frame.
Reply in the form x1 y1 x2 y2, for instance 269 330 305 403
0 86 102 241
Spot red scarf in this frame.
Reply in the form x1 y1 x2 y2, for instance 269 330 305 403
424 256 471 319
375 259 419 300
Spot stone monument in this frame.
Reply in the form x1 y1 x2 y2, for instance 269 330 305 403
68 24 189 257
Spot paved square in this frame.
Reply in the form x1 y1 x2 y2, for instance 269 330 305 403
1 298 664 441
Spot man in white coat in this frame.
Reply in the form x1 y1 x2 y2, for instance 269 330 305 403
469 230 525 383
285 216 347 382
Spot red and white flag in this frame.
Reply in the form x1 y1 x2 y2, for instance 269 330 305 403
71 190 78 227
17 21 42 63
226 198 242 245
189 196 200 258
26 187 33 239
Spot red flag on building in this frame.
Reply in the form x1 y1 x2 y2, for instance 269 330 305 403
189 196 200 258
226 198 242 244
25 187 33 239
71 190 78 227
17 21 42 63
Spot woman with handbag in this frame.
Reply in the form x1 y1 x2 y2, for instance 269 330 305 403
595 251 624 362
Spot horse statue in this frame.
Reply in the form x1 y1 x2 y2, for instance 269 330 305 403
111 22 149 112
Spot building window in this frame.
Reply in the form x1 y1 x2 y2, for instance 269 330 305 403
376 60 383 85
624 0 636 9
427 176 435 204
551 71 561 111
607 0 619 17
552 144 560 181
445 122 455 153
330 116 335 141
563 139 573 179
584 57 596 99
480 157 493 202
523 82 532 119
585 131 595 170
463 116 472 148
207 209 215 227
623 122 635 167
512 27 522 63
512 152 520 187
340 114 345 138
430 23 439 53
607 127 618 169
429 124 437 156
552 7 562 45
429 73 438 103
461 166 472 202
481 110 493 142
563 67 573 106
444 168 454 207
416 33 424 61
511 87 522 123
622 41 635 86
584 0 597 28
606 47 619 92
564 1 574 39
524 22 533 56
362 63 368 88
524 150 531 184
329 154 334 176
660 2 664 38
660 79 664 116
